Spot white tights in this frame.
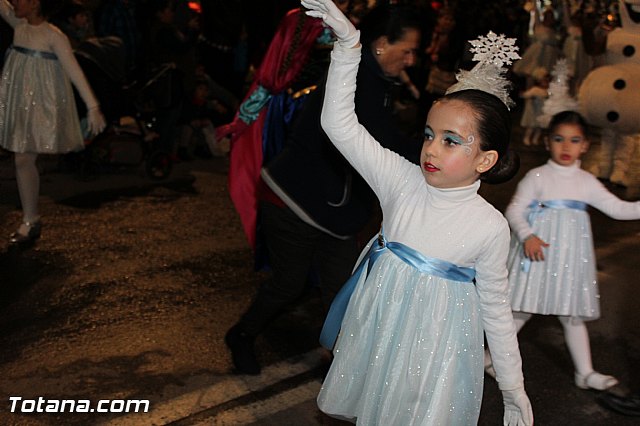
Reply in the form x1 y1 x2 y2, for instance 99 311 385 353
14 152 40 224
513 312 594 376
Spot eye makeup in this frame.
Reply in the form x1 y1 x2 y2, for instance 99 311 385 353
424 126 475 155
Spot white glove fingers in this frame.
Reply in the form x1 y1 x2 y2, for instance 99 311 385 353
504 411 515 426
301 0 358 47
304 11 326 19
301 0 329 13
517 396 533 426
502 387 533 426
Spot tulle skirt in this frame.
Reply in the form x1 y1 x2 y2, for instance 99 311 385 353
0 48 84 154
317 251 484 425
507 209 600 319
512 32 561 76
519 97 544 128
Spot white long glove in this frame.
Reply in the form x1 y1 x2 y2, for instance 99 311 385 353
502 387 534 426
87 106 107 137
301 0 360 48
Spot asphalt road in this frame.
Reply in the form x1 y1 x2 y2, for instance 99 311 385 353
0 135 638 426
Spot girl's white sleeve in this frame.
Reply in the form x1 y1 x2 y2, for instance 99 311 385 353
476 216 525 390
585 174 640 219
320 44 410 205
505 171 538 241
0 0 20 28
50 27 100 110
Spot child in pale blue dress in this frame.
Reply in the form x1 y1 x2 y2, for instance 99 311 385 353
486 58 640 392
505 110 640 391
303 1 533 425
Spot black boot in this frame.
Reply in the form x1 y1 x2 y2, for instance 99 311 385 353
598 391 640 417
225 324 261 375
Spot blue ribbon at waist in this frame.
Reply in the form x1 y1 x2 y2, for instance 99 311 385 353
521 199 588 272
319 233 476 349
527 199 588 217
10 45 58 60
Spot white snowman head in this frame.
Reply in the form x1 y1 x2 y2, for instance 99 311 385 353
579 62 640 134
578 1 640 134
606 0 640 64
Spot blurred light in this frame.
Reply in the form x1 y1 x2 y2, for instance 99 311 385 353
188 2 201 13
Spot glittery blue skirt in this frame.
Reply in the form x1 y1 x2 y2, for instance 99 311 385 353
507 208 600 319
0 48 84 154
317 251 484 425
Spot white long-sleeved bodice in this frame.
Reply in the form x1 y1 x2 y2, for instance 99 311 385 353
0 0 98 109
506 160 640 242
321 44 524 391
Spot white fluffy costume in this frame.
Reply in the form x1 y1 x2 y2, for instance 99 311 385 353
579 0 640 198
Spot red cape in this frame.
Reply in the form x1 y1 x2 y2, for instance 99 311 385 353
221 9 324 248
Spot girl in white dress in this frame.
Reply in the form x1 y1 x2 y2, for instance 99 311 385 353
513 4 560 82
503 110 640 391
0 0 105 244
519 66 549 146
302 1 533 425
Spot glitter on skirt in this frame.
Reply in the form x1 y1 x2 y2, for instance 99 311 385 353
317 251 484 425
507 207 600 319
0 47 84 154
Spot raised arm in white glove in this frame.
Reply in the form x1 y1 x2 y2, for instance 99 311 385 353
87 106 107 137
502 387 534 426
301 0 360 48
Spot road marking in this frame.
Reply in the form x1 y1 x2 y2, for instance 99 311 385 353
100 348 326 426
193 380 321 425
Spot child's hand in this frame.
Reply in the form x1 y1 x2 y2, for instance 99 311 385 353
301 0 359 48
502 387 534 426
523 234 549 262
87 106 106 136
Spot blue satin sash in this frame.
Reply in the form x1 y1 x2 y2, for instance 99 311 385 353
527 199 587 222
521 199 588 272
319 232 476 349
11 45 58 60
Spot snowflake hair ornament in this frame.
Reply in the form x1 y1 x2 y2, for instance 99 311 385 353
537 58 579 128
446 31 520 109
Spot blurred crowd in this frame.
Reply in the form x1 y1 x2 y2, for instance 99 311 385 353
0 0 624 162
0 0 303 161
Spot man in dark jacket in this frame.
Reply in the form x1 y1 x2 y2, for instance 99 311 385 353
225 3 423 375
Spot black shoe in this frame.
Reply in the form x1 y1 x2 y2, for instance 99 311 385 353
9 221 42 245
224 324 261 375
598 391 640 416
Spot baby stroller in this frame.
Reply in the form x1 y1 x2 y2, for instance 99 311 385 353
72 37 175 180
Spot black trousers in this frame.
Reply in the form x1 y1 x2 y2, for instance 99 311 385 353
238 202 361 336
